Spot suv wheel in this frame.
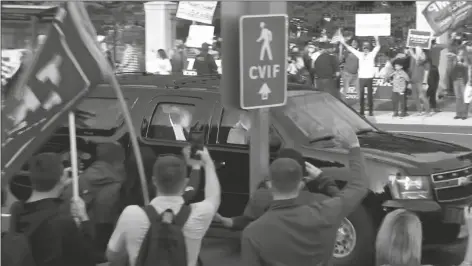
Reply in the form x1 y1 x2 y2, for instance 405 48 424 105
333 205 375 266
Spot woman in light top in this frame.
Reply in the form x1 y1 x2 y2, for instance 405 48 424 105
376 208 472 266
148 49 172 75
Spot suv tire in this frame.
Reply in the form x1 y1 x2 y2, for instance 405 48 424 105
333 205 375 266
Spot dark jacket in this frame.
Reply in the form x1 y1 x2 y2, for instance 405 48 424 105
62 161 124 225
343 51 359 74
313 53 339 79
10 198 96 266
194 52 218 75
241 147 367 266
232 172 341 230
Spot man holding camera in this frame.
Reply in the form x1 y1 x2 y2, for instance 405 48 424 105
239 119 368 266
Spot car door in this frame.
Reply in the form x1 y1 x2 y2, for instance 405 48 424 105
206 104 251 217
138 93 216 192
206 105 286 218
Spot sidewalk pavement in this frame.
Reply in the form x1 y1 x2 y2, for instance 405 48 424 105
348 96 459 113
349 97 472 127
366 111 472 127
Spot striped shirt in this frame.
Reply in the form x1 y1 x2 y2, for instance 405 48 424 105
116 45 140 74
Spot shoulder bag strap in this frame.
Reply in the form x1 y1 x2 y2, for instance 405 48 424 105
142 205 160 223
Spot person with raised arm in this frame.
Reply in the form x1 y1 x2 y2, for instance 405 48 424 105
106 147 221 266
340 36 381 116
240 118 368 266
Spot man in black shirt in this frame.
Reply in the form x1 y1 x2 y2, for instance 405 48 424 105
313 42 340 99
194 43 218 76
7 153 96 266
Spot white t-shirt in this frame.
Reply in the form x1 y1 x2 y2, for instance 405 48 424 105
351 46 380 79
108 196 218 266
147 58 172 75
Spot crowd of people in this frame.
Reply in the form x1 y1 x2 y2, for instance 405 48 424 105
3 119 472 266
110 38 220 76
286 32 472 120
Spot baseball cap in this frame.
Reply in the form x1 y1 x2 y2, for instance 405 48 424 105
153 155 187 193
29 153 64 192
269 158 303 193
277 148 308 176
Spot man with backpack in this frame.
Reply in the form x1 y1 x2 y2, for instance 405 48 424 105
106 146 221 266
61 142 126 262
2 153 97 266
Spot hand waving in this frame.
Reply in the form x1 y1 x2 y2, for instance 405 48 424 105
332 118 359 149
305 162 322 181
182 146 202 169
196 147 213 166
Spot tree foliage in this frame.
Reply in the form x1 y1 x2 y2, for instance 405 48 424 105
287 1 416 39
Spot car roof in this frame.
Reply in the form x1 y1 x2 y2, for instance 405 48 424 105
93 74 321 98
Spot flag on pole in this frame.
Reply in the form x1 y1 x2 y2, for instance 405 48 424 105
422 1 472 36
1 2 111 181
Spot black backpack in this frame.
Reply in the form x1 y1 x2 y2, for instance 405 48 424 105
135 204 191 266
1 203 57 266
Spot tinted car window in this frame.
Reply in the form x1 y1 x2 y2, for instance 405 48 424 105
281 92 375 140
217 109 251 145
147 103 195 141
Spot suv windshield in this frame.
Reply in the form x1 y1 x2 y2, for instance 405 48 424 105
280 91 376 141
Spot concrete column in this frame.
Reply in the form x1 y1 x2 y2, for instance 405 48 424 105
144 1 177 72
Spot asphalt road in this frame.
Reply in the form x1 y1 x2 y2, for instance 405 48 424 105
376 124 472 149
98 234 467 266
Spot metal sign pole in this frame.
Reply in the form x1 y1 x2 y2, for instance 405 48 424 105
221 2 287 195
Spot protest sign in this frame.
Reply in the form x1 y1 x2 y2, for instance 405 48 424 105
422 1 472 36
407 29 433 49
1 3 109 181
355 14 391 36
176 1 218 25
183 57 221 75
186 25 215 48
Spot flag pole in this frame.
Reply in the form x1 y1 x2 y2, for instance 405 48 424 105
67 2 149 205
108 75 150 205
68 112 80 201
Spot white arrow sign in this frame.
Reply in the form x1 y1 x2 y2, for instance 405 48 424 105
258 82 271 100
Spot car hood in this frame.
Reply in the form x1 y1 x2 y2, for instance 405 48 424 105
357 132 472 174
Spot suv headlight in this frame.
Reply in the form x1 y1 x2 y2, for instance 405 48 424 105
388 174 432 199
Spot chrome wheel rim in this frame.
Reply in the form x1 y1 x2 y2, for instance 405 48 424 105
333 218 357 258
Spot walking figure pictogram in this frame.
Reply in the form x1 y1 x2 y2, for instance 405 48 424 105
256 22 273 61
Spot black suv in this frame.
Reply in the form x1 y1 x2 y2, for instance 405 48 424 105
4 75 472 266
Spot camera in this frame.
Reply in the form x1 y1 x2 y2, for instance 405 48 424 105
188 122 205 160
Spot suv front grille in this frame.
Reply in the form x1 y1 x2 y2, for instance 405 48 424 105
431 166 472 202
